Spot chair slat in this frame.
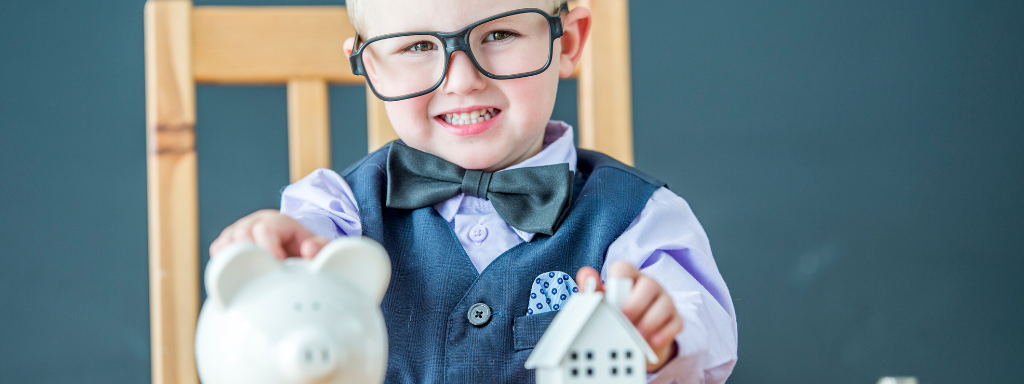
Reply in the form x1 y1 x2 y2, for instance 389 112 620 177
577 0 635 165
144 1 200 384
287 79 332 182
193 7 362 84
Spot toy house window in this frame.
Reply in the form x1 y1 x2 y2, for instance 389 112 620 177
626 366 633 375
625 350 632 359
611 366 618 376
571 351 578 361
571 367 578 377
610 350 617 359
586 351 593 360
586 367 593 376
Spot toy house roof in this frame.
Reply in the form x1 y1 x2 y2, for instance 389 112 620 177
524 291 659 369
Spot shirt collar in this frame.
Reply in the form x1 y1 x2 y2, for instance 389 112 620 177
433 120 577 241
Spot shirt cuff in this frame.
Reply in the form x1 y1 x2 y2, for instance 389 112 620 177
286 209 357 240
280 168 362 239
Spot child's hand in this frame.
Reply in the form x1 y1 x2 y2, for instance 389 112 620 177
575 261 682 372
209 209 328 260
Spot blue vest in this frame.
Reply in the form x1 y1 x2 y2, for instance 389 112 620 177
342 143 664 384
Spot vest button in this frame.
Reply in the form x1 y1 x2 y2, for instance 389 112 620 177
469 224 488 242
467 302 492 326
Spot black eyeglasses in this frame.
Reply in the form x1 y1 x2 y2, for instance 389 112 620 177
349 5 567 101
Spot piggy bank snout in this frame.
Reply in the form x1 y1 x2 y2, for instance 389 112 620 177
277 328 344 382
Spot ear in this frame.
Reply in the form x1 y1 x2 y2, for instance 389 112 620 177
205 242 279 308
558 6 592 78
311 237 392 304
344 36 355 56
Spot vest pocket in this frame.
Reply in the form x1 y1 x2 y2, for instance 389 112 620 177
513 311 559 351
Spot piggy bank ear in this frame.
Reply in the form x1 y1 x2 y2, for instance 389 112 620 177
205 242 279 308
311 237 392 304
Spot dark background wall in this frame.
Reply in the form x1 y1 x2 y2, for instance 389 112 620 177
1 0 1021 383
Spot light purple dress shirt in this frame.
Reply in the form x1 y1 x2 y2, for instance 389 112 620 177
281 121 738 384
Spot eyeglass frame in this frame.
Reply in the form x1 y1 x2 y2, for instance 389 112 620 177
348 5 568 102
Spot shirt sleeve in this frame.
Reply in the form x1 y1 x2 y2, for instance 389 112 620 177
280 168 362 239
601 187 738 384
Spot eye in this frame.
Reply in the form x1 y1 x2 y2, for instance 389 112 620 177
406 41 437 52
483 30 518 42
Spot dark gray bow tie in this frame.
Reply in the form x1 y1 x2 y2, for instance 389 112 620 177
385 142 574 235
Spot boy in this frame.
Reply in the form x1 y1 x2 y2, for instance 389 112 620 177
210 0 737 382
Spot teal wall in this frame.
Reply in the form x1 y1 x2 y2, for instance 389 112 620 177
1 0 1021 383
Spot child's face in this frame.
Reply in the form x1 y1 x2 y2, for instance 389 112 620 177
351 0 589 171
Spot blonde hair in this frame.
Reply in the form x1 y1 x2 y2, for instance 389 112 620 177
347 0 567 35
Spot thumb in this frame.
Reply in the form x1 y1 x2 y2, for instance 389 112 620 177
575 266 604 293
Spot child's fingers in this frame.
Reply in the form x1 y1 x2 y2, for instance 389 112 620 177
210 234 238 256
228 216 257 244
209 236 226 256
635 293 674 338
298 236 329 259
279 221 305 257
252 221 286 259
210 210 287 257
607 260 640 281
652 314 684 349
279 219 328 259
211 226 232 253
574 266 604 292
620 276 660 322
210 218 255 256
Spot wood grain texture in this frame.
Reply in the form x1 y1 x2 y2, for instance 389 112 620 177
287 79 331 182
144 1 200 384
192 6 362 84
366 86 398 151
577 0 635 165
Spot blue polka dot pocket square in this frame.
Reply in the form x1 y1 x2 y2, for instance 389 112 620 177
527 271 579 315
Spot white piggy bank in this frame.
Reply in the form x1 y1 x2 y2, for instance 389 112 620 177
195 237 391 384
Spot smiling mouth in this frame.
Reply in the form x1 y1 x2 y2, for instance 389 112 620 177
439 108 501 126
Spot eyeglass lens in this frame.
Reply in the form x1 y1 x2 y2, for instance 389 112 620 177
360 12 552 99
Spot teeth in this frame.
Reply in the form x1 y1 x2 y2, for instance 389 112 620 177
441 108 499 126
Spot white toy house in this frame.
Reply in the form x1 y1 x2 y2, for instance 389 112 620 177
525 278 659 384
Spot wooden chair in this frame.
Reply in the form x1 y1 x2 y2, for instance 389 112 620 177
144 0 635 383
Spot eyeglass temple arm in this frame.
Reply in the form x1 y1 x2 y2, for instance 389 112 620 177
349 34 365 76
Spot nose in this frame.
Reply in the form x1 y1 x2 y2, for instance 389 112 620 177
441 51 486 95
277 328 343 382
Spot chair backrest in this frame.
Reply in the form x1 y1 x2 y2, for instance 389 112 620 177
144 0 634 383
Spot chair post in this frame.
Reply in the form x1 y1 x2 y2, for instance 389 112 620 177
144 1 200 384
577 0 635 165
287 78 331 182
